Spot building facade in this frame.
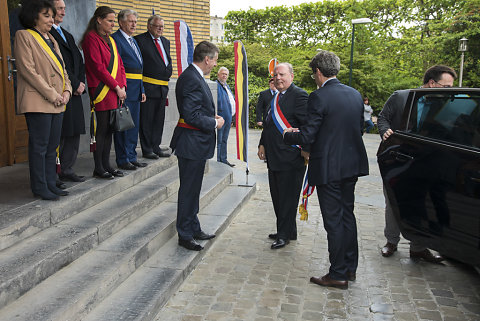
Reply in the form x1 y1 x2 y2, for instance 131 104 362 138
210 15 225 44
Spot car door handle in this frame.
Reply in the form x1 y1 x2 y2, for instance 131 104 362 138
390 151 414 162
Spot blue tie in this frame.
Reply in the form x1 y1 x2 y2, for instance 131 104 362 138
56 26 66 42
129 37 142 63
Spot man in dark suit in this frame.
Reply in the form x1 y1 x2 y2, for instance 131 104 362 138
111 9 147 170
283 51 369 289
255 78 276 126
257 63 309 250
135 14 172 159
170 41 225 251
51 0 86 183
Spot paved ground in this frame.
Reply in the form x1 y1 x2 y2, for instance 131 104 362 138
156 130 480 321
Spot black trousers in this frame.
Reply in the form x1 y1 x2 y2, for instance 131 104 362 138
94 110 114 173
268 167 305 240
25 112 63 195
140 96 167 155
317 177 359 281
176 156 205 240
59 134 80 176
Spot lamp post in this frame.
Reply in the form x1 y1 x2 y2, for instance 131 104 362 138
458 37 468 87
348 18 372 87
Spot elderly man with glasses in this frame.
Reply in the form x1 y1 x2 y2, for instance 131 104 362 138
377 65 457 263
135 14 172 159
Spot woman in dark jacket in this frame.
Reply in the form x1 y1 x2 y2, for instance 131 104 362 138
80 6 126 179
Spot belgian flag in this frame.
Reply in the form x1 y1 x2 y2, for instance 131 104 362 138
234 41 248 163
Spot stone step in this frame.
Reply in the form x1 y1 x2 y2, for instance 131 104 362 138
82 181 256 321
0 160 181 309
0 156 177 252
0 161 238 321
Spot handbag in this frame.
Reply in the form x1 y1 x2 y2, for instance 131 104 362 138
110 101 135 132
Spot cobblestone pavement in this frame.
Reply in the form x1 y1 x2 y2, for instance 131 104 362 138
156 130 480 321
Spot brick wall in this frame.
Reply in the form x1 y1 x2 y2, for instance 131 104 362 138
96 0 210 78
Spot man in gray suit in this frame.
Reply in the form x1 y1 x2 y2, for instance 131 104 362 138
378 65 456 263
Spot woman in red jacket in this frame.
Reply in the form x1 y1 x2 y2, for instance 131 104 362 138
80 6 126 179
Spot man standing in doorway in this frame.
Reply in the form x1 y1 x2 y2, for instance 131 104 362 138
135 14 172 159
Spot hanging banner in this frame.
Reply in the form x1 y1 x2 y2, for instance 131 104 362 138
234 40 248 163
174 20 194 76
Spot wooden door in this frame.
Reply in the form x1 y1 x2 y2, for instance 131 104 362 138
0 0 28 167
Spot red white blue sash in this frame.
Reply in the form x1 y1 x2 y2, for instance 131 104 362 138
270 92 300 148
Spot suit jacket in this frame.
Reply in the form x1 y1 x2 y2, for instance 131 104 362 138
134 32 172 98
50 26 86 136
111 30 145 101
217 80 233 120
256 88 275 123
83 31 126 111
377 89 409 138
170 64 216 160
283 78 369 185
14 29 72 114
259 83 309 171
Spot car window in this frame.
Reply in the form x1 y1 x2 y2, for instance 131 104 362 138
407 92 480 148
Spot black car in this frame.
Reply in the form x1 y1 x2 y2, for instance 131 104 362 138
377 88 480 268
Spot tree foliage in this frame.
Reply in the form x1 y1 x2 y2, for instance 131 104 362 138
221 0 479 117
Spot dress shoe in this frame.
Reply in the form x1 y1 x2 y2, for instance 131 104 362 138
381 242 398 257
155 151 171 157
271 238 289 249
310 274 348 290
108 169 124 177
59 173 86 182
347 271 356 281
268 233 297 241
222 160 235 167
93 171 114 179
159 146 170 152
410 249 444 263
178 238 203 251
194 231 216 240
131 160 147 168
118 162 137 170
143 153 159 159
33 191 59 201
48 186 69 196
56 180 67 189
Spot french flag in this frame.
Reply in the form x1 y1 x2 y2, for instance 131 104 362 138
174 20 194 76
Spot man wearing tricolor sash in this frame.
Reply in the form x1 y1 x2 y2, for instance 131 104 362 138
135 15 172 159
257 63 309 250
283 51 369 289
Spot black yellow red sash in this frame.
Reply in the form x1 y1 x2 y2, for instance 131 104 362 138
92 36 119 105
177 118 199 130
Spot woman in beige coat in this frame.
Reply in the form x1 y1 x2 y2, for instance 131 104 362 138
15 0 72 200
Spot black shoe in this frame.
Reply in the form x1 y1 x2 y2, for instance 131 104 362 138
194 231 216 240
59 173 86 182
159 146 170 152
93 171 114 179
131 160 147 167
143 153 159 159
271 238 289 249
178 238 203 251
33 191 59 201
108 169 124 177
56 180 67 189
118 162 137 170
155 151 171 157
225 161 235 167
268 233 297 241
48 186 69 196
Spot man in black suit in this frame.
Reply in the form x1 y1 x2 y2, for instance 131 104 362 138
51 0 86 183
255 78 277 126
283 51 369 289
170 41 225 251
135 15 172 159
257 63 309 250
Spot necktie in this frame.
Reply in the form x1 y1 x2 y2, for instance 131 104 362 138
128 37 142 63
154 38 166 65
56 26 66 42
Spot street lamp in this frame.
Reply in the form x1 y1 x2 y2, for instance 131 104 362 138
458 37 468 87
348 18 372 87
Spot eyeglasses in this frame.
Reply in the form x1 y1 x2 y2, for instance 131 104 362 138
434 80 452 88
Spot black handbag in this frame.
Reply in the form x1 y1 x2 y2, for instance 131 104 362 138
110 101 135 132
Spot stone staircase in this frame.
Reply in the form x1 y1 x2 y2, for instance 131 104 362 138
0 156 255 321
